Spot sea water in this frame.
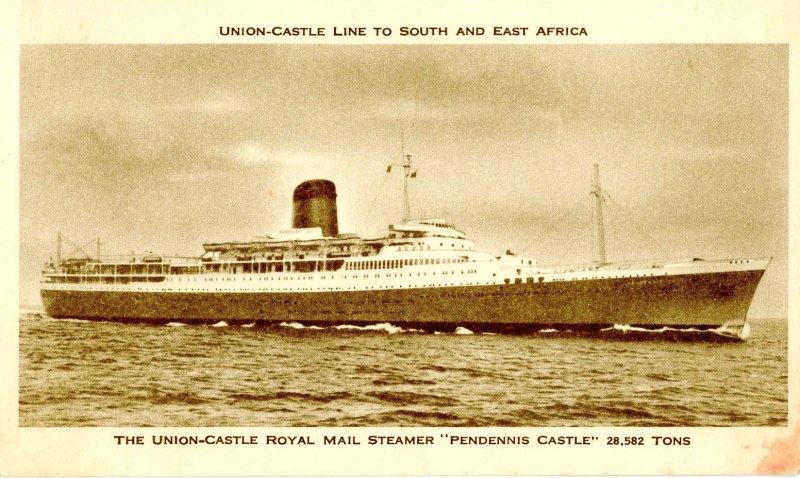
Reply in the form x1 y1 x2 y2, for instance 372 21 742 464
18 312 787 427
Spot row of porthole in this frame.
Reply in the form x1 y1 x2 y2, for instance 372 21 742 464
60 278 490 291
55 282 527 294
545 272 668 282
50 274 488 290
132 283 490 293
53 270 664 289
172 271 480 282
52 270 682 291
399 243 470 251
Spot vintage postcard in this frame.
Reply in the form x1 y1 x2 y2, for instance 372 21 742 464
2 0 798 475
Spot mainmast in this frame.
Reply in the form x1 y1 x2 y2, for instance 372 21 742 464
387 131 417 223
591 163 607 265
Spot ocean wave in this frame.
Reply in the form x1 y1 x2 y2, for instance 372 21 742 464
19 307 44 314
229 391 351 403
241 322 256 328
634 383 681 393
713 322 749 339
590 403 658 420
372 377 437 386
19 313 787 427
279 321 423 334
280 321 323 330
54 318 92 324
538 328 559 333
166 322 186 327
149 391 208 405
335 323 423 334
417 364 495 379
350 408 471 426
597 323 749 342
210 321 228 327
602 324 711 334
366 390 459 407
19 312 45 321
433 327 476 335
419 364 449 373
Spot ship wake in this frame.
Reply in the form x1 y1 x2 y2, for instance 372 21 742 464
279 321 423 334
29 312 750 341
600 323 748 341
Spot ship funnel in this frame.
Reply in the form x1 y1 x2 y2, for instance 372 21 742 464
292 179 339 237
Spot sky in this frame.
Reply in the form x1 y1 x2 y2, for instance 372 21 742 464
19 44 788 317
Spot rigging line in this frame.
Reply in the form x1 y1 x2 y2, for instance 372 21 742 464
518 193 592 254
605 194 663 258
588 197 596 264
59 234 95 257
59 233 82 250
361 172 391 233
520 193 593 254
64 238 97 259
550 199 594 266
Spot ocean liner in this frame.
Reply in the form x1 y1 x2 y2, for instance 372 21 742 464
40 160 769 338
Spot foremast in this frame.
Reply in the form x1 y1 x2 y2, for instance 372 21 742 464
591 163 607 265
386 132 417 223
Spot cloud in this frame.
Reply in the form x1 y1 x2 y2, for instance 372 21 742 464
366 99 449 121
228 141 322 168
180 92 248 113
366 98 564 128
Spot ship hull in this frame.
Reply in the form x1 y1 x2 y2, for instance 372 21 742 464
41 269 764 336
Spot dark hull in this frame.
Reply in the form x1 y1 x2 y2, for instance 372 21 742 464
41 269 764 335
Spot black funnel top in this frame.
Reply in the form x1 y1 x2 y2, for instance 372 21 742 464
293 180 337 202
291 179 339 237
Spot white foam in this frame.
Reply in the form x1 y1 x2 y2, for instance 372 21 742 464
19 312 45 321
241 322 256 328
211 321 228 327
610 324 658 333
279 322 323 330
538 328 558 333
604 324 685 333
602 323 739 336
19 307 45 315
166 322 186 327
335 323 404 334
454 326 474 335
740 322 751 340
327 323 424 334
712 320 748 339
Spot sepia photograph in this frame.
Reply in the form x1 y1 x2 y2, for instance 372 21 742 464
4 1 799 475
18 43 788 429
